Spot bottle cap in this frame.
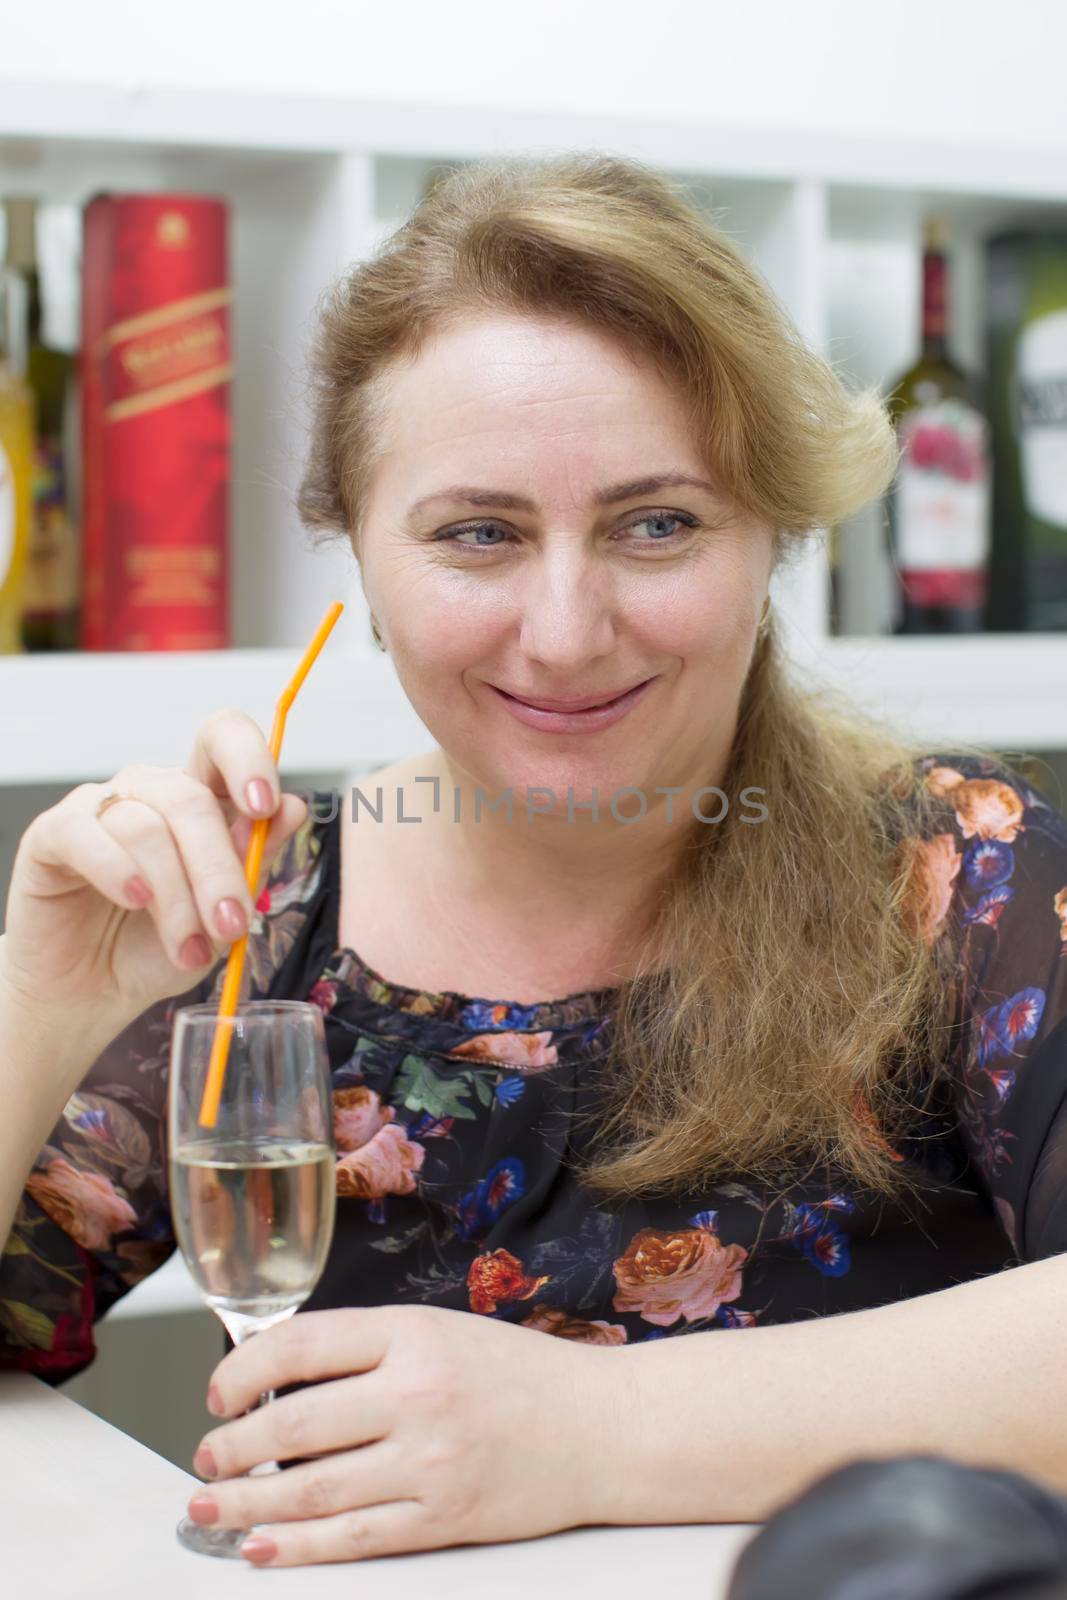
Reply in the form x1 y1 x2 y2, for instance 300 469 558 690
37 204 80 353
923 215 950 252
3 198 37 273
0 268 30 378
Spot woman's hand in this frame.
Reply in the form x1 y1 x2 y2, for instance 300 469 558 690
0 709 308 1028
187 1304 628 1567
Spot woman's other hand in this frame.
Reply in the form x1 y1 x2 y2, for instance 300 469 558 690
186 1303 626 1566
0 709 308 1028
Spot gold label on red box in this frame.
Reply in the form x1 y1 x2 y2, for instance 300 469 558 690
100 288 232 422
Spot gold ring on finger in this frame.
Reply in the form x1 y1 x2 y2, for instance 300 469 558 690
96 788 133 821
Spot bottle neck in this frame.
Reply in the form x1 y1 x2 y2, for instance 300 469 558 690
0 281 13 376
921 247 948 362
25 272 42 347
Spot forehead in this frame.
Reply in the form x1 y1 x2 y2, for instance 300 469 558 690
370 312 700 472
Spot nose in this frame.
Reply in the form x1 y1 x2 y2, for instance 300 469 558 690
516 545 618 671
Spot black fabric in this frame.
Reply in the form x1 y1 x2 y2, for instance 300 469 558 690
4 751 1067 1429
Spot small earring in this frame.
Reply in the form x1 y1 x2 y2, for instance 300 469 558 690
370 612 386 652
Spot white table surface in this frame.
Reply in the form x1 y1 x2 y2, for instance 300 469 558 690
2 1371 760 1600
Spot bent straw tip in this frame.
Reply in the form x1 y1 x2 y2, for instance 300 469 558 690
194 599 344 1126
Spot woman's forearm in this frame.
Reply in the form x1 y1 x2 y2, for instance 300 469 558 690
0 956 119 1245
595 1253 1067 1526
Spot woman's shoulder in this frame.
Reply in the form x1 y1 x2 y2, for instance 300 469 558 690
903 753 1067 1258
912 750 1060 812
896 748 1067 949
897 749 1045 815
901 750 1067 847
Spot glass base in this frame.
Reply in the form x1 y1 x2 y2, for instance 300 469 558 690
176 1513 261 1559
175 1312 292 1558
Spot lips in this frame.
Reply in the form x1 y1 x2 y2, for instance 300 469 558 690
495 681 648 712
490 676 656 734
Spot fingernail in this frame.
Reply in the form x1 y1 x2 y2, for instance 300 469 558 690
241 1537 278 1565
214 898 247 938
180 933 213 969
193 1446 217 1479
207 1383 226 1416
124 875 153 906
187 1495 219 1525
246 778 274 816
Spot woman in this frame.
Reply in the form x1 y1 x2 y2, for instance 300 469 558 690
2 154 1067 1569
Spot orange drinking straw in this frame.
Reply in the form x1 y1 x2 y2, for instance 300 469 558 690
196 601 345 1129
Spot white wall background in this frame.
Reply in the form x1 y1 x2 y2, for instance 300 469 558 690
5 0 1065 151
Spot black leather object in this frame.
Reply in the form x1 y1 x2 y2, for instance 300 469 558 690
726 1455 1067 1599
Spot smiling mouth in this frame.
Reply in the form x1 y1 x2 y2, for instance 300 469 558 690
492 681 651 712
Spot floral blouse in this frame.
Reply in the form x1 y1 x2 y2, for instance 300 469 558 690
3 750 1067 1378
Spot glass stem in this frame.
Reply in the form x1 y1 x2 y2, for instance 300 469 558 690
215 1305 299 1478
247 1386 279 1477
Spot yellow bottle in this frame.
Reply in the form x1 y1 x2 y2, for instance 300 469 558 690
0 268 34 654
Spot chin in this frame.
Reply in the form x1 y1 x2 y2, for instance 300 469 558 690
492 748 657 812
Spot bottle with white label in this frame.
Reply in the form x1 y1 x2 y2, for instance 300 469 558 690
0 268 34 654
986 229 1067 631
885 216 993 633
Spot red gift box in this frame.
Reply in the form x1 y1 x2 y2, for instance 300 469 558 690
80 194 231 650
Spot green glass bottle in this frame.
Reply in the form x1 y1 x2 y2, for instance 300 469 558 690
885 216 993 633
985 228 1067 631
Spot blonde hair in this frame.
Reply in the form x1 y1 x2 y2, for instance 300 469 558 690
297 153 1014 1207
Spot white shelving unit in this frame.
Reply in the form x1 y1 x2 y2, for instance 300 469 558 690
1 78 1066 787
0 644 428 784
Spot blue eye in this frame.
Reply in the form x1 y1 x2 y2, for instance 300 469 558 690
627 511 698 542
433 509 700 550
437 522 510 547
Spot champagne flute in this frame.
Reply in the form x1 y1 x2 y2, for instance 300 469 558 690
167 1000 336 1559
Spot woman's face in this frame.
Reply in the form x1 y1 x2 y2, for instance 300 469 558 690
358 312 775 815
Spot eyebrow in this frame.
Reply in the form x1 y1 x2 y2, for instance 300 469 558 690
405 472 722 519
